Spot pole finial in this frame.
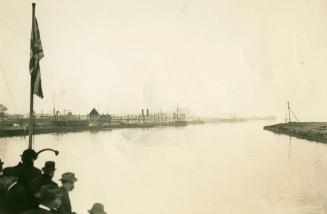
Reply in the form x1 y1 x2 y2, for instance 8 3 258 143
32 3 36 13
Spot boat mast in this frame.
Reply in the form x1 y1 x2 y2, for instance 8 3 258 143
287 101 291 123
28 3 36 149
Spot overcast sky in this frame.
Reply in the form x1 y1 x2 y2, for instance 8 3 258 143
1 0 327 120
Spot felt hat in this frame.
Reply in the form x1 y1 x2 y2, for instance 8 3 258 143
59 172 77 183
88 203 107 214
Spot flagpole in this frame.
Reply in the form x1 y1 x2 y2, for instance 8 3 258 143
28 3 36 149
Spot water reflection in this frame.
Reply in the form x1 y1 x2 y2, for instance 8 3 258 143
1 122 327 213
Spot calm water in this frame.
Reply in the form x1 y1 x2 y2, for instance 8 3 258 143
1 122 327 214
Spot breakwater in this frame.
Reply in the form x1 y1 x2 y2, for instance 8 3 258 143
263 122 327 143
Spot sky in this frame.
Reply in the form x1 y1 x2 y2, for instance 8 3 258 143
1 0 327 121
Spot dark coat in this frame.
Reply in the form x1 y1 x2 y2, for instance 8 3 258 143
29 174 59 191
21 207 53 214
12 162 42 189
57 187 72 214
28 174 59 208
0 182 29 214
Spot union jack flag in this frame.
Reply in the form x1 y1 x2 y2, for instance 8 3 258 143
29 15 44 98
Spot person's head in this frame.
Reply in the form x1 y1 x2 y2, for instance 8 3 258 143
60 172 77 192
37 185 62 209
88 203 107 214
2 167 19 189
21 149 37 165
42 161 56 178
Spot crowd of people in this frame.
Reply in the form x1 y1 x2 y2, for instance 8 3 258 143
0 149 107 214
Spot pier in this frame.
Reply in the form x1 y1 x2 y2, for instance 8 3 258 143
0 108 193 137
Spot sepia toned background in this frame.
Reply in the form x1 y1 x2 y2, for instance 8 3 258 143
1 0 327 120
1 0 327 214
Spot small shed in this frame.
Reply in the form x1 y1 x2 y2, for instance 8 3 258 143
88 108 100 121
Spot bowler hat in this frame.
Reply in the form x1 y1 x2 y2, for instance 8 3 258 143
21 149 37 159
59 172 77 183
88 203 107 214
42 161 56 172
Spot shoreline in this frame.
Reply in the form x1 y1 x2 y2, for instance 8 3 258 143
0 121 202 138
0 117 276 138
263 122 327 143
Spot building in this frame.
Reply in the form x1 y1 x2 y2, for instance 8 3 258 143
88 108 100 122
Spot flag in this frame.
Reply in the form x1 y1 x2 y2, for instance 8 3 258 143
29 15 44 98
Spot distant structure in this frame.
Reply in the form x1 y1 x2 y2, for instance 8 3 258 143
0 106 187 137
88 108 100 122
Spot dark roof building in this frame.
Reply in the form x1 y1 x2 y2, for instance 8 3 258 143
89 108 100 116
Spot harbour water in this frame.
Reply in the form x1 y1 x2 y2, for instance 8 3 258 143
1 121 327 214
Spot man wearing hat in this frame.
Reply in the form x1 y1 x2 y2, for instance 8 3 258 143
12 149 42 189
28 161 59 208
0 167 29 214
21 184 62 214
88 203 107 214
58 172 77 214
